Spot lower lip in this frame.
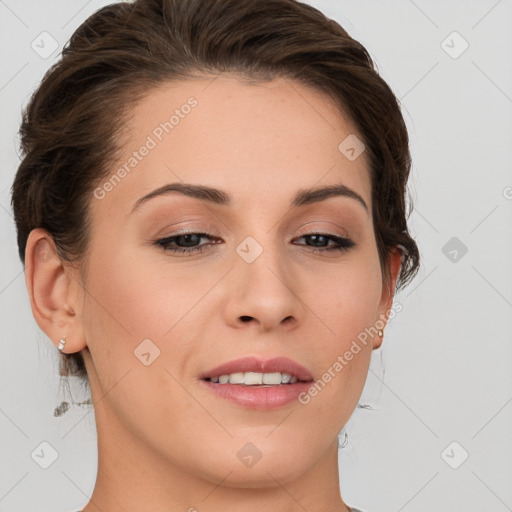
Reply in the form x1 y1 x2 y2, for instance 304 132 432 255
199 379 313 410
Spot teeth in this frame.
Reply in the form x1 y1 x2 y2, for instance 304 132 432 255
209 372 299 385
281 373 292 384
244 372 263 385
227 372 245 384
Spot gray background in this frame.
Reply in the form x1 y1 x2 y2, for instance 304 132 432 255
1 1 511 511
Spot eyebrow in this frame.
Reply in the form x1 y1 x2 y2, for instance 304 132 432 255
130 182 368 213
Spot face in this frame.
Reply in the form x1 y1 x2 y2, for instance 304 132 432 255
44 74 399 487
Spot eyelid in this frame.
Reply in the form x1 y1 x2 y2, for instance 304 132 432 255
294 228 348 238
155 218 352 241
292 222 350 240
157 223 221 237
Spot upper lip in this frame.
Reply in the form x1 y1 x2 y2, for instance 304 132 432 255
200 356 314 382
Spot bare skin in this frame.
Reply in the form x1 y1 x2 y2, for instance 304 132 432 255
25 73 401 512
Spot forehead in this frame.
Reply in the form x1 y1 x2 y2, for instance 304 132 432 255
93 73 372 217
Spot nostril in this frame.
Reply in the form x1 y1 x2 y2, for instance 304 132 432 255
240 316 253 323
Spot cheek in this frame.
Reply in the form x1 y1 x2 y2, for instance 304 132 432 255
83 246 189 336
309 252 382 343
80 248 175 388
301 251 382 398
80 244 215 388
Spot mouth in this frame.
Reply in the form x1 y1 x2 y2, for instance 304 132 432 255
199 355 314 386
198 356 314 410
203 371 311 386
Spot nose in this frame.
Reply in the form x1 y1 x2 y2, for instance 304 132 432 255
222 241 304 333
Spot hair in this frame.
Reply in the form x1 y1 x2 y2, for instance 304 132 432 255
11 0 420 386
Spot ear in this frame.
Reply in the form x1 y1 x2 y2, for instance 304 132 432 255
24 228 87 354
373 246 403 350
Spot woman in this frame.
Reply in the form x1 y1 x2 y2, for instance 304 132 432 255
11 0 420 510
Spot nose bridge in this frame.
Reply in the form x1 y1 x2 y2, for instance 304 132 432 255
237 231 290 293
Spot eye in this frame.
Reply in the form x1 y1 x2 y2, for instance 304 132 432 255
154 232 220 255
292 232 355 253
154 230 355 256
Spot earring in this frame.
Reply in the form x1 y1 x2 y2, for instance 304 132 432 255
378 329 384 337
57 337 66 351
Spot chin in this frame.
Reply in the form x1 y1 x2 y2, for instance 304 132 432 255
191 452 311 489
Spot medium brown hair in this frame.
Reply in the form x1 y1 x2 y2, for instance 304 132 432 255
11 0 420 385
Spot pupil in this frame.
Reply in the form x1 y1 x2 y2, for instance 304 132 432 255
180 234 199 247
310 234 325 247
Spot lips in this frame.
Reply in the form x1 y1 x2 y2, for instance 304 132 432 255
199 356 314 382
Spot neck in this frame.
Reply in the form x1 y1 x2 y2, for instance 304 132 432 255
80 402 351 512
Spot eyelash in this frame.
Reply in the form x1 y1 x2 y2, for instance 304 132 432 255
154 231 355 255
